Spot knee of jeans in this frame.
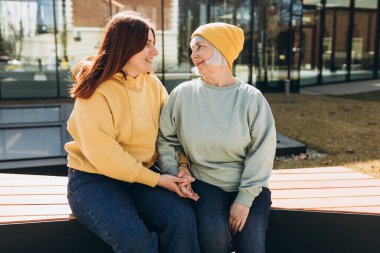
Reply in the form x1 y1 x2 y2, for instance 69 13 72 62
199 229 231 253
199 224 230 246
113 234 157 253
169 203 197 225
113 238 158 252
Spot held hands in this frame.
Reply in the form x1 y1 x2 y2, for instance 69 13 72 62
157 174 188 198
156 164 199 201
177 164 199 201
229 202 250 234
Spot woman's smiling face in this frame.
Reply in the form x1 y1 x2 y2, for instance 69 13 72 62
123 29 158 77
190 39 214 74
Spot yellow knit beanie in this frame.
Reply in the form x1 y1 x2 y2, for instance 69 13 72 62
191 22 244 69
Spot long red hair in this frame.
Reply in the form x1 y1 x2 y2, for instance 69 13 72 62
70 11 156 98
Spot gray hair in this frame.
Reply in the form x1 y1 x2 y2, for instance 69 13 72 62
190 36 227 75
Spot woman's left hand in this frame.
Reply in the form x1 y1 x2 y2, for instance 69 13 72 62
229 202 250 234
177 163 195 186
177 164 199 201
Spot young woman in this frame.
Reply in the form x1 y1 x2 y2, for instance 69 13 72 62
65 11 200 253
158 22 276 253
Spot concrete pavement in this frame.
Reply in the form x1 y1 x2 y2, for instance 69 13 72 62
300 79 380 95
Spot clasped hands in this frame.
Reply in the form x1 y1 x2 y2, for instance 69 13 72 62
157 164 198 201
174 164 250 233
176 163 199 201
176 164 250 234
157 164 249 232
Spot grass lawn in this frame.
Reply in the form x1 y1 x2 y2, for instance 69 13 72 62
265 91 380 178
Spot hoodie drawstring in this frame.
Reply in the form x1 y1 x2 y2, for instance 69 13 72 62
124 78 135 146
123 74 157 147
146 80 157 129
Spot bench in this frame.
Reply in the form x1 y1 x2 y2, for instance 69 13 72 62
1 167 380 253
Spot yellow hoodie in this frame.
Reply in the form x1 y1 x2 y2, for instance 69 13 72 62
65 72 168 187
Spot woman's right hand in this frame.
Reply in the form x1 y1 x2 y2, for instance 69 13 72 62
157 174 188 198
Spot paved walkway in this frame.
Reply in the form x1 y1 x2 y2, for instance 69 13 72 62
301 79 380 95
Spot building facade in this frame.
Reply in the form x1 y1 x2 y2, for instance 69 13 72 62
1 0 379 99
0 0 379 164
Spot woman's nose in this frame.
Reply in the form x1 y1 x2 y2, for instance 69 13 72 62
191 50 197 59
151 45 159 56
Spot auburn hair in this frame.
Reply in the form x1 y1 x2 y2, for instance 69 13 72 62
70 11 156 98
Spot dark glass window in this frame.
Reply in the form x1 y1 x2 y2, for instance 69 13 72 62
300 1 321 86
211 0 251 83
350 1 377 80
321 0 350 83
160 0 208 92
253 0 294 91
0 0 58 98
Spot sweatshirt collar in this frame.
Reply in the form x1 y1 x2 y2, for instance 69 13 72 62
199 77 242 90
113 72 145 83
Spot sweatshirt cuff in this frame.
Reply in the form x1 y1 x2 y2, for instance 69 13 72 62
178 152 190 168
135 167 161 187
167 166 180 176
234 188 262 207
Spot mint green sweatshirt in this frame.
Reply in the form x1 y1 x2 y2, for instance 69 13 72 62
157 78 276 207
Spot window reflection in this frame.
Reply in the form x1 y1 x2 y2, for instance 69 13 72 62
0 127 62 160
291 0 303 86
300 2 320 86
0 0 58 98
300 0 378 85
322 3 350 83
211 0 251 83
0 107 60 124
254 0 294 90
163 0 208 92
350 1 377 80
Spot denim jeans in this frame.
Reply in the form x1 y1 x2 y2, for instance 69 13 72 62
192 180 271 253
67 168 200 253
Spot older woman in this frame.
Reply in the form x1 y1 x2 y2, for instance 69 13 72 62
157 22 276 253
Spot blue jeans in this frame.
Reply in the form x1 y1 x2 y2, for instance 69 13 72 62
67 168 200 253
192 180 271 253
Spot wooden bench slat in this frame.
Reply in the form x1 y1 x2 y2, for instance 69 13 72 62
270 172 373 181
271 187 380 199
269 178 380 190
272 167 352 174
272 196 380 209
0 174 65 179
0 178 67 187
0 215 71 224
0 195 68 205
0 186 66 195
0 204 72 216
